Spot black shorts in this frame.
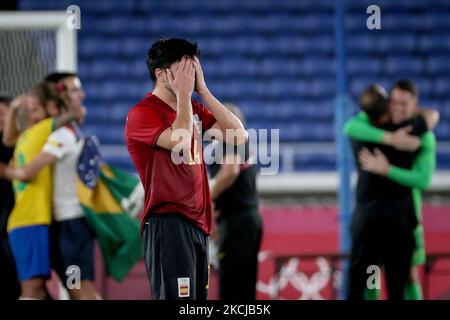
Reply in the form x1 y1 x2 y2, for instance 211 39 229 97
142 213 209 300
50 217 95 286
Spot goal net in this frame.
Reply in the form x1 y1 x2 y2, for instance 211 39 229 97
0 11 77 96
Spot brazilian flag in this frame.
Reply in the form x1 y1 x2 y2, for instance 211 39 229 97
77 163 143 282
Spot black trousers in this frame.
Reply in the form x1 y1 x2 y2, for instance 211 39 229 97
142 213 209 300
347 204 416 300
217 209 262 300
0 183 20 300
0 235 21 300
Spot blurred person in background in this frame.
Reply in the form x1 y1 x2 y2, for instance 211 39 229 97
0 95 21 300
0 82 83 299
348 81 437 300
344 82 438 300
208 103 262 300
3 72 98 300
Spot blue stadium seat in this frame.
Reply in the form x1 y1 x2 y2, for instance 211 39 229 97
427 56 450 74
381 14 422 32
84 124 125 145
385 57 423 75
347 58 381 75
421 35 450 53
435 123 450 140
294 153 335 171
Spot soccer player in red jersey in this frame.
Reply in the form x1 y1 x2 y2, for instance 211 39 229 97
125 38 247 300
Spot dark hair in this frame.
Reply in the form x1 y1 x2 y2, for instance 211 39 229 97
0 95 12 106
45 72 77 83
359 84 388 121
146 38 200 81
391 79 418 98
31 81 67 112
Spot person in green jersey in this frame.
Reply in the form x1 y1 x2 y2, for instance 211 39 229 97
345 81 438 300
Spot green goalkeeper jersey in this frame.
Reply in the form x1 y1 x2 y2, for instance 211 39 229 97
344 111 436 232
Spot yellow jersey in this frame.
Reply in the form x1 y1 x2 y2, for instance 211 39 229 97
7 118 55 231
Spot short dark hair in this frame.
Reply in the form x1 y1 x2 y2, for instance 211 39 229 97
391 79 418 98
45 72 77 83
0 95 12 106
146 38 200 81
359 84 389 121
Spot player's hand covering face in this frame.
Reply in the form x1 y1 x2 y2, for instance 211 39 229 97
165 57 195 98
192 56 208 95
359 147 390 176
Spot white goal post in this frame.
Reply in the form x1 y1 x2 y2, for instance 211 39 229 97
0 11 77 71
0 11 77 97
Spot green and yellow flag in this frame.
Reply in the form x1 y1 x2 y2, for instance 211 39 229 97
77 164 143 282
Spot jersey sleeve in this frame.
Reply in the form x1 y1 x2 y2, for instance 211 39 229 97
387 132 436 190
343 112 385 143
125 106 171 148
192 100 216 132
42 128 73 159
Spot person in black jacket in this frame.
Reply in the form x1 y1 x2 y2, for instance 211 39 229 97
208 103 262 300
0 95 21 300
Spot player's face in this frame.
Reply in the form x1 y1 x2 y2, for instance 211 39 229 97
0 103 8 129
27 94 47 124
389 88 417 124
62 77 85 107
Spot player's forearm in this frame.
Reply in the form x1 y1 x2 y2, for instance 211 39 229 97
387 166 431 190
2 107 20 147
173 95 193 133
200 90 247 144
210 167 238 200
418 108 439 130
344 115 384 144
387 135 436 190
3 166 27 181
169 94 194 150
53 110 81 130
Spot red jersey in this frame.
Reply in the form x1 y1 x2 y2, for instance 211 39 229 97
125 93 216 235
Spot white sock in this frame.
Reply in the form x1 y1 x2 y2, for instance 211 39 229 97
18 296 39 300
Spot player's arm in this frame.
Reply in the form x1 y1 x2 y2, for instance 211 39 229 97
416 108 439 131
53 104 84 132
156 58 195 151
2 95 27 147
1 151 56 181
193 57 247 146
359 132 436 190
387 132 436 190
344 111 421 151
210 153 241 200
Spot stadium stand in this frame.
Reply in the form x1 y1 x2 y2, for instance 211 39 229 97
18 0 450 173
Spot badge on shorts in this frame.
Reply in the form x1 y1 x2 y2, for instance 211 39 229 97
178 277 190 298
